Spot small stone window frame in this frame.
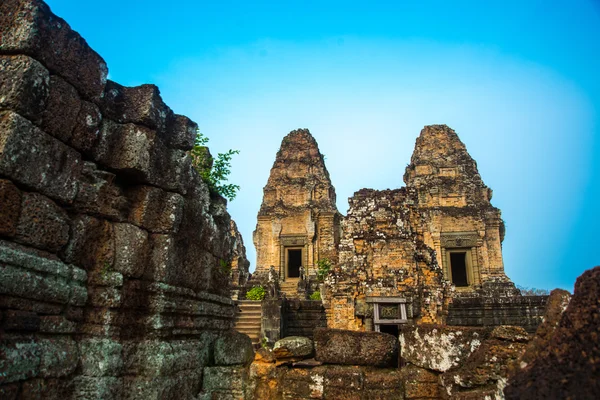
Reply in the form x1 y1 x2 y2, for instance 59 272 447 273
366 297 408 332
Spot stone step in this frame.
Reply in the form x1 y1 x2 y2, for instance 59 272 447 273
235 321 261 328
236 310 262 316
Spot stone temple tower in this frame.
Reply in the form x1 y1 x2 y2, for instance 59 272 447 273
253 129 341 295
404 125 515 294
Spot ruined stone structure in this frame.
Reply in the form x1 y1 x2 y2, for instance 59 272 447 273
3 2 598 399
0 1 252 398
253 126 531 334
253 129 341 296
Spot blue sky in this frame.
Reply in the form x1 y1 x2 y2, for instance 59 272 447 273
47 0 599 292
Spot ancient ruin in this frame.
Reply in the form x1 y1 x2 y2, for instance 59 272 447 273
1 1 599 399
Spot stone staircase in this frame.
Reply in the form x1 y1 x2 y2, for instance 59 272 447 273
279 278 300 298
234 300 262 345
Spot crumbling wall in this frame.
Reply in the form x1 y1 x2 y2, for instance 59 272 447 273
0 1 249 398
325 188 450 330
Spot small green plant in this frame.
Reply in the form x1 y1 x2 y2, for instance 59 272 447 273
316 258 332 282
219 259 232 275
261 337 269 349
309 291 322 301
246 285 266 301
190 130 240 201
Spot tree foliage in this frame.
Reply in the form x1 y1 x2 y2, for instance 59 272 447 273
517 285 551 296
316 258 332 282
190 131 240 201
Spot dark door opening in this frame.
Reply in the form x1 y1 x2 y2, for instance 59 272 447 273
379 324 399 337
450 252 468 287
287 249 302 278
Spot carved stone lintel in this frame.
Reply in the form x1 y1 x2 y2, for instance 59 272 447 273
440 232 479 248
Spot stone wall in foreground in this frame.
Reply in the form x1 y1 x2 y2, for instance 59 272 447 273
0 1 249 398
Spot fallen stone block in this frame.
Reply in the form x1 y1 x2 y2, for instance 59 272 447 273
314 328 398 367
214 329 254 366
273 336 314 360
399 324 487 372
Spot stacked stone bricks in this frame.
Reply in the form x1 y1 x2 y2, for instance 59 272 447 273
0 1 249 398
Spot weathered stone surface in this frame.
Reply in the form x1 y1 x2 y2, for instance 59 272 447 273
21 378 74 400
2 310 40 332
314 328 398 367
490 325 528 342
71 100 102 154
201 366 249 398
72 376 122 400
505 266 600 399
127 185 184 234
441 336 527 399
78 338 123 377
40 75 81 142
399 325 486 373
62 214 114 271
0 111 81 203
113 222 149 278
0 0 108 101
273 336 314 359
73 162 129 221
214 329 254 366
517 288 570 369
0 240 87 306
14 193 70 252
93 119 156 180
164 113 197 150
101 80 171 133
0 54 49 124
0 179 21 237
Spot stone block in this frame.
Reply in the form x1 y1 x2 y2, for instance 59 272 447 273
0 265 79 306
39 315 76 333
113 222 149 278
214 330 254 366
72 376 122 400
123 371 202 400
93 120 156 180
0 54 49 124
399 325 486 373
37 338 78 378
101 80 171 133
314 328 398 367
490 325 529 342
40 75 81 142
21 378 74 400
0 0 108 101
14 193 70 253
0 179 21 237
0 339 40 384
202 366 248 392
73 162 128 221
0 383 19 399
273 336 314 360
78 338 123 377
164 113 197 150
62 214 114 271
2 310 40 332
71 100 102 154
123 338 211 377
88 287 122 308
0 111 82 203
127 186 184 233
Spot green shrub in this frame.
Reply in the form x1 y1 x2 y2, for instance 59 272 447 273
309 291 321 301
190 131 240 201
246 285 266 301
316 258 332 282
